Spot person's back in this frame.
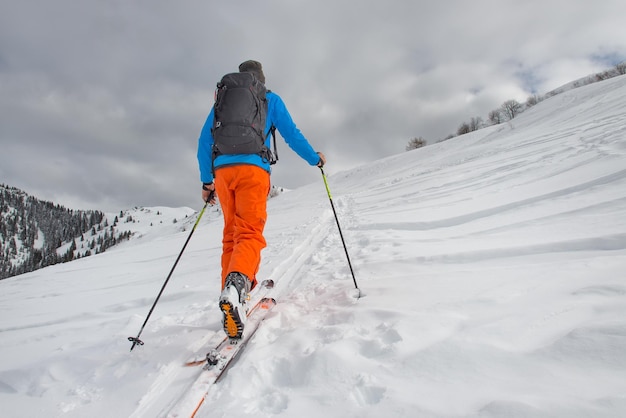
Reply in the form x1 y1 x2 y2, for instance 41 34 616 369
198 85 321 181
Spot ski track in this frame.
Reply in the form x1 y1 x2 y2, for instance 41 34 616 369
188 200 340 416
128 198 337 417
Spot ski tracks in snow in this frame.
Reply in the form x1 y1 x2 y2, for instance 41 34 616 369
193 190 408 417
132 189 366 417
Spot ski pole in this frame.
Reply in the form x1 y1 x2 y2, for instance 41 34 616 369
128 199 210 351
320 167 361 298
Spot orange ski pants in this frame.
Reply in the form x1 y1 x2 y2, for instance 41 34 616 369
214 165 270 290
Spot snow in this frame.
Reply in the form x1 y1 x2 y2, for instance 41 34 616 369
1 74 626 418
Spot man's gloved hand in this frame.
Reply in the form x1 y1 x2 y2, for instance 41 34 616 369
202 182 216 205
316 152 326 167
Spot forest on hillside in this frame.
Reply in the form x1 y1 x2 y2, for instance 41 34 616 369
0 184 130 280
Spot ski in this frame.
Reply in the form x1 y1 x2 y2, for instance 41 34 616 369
167 282 277 417
204 297 276 381
183 279 274 367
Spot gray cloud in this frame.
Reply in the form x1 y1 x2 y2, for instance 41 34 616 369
1 0 625 211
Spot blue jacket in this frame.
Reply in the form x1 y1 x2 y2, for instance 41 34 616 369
197 91 320 183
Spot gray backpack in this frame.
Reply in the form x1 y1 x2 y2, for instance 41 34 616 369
211 72 277 164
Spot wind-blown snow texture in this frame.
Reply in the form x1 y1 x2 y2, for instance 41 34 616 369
1 75 626 418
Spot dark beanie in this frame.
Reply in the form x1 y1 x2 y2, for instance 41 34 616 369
239 60 265 84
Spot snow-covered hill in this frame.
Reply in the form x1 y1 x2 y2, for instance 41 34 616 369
1 75 625 418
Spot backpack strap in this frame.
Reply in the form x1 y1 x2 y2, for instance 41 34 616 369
266 89 278 165
269 125 278 165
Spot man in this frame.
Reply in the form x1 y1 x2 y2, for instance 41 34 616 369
197 60 326 339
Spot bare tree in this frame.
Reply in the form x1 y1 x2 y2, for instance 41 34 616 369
615 62 626 75
526 94 541 108
406 137 427 151
457 122 471 136
488 109 503 125
469 116 483 131
500 99 523 120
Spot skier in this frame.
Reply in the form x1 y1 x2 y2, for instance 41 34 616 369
197 60 325 339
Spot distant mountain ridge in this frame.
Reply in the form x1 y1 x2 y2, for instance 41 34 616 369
0 184 199 280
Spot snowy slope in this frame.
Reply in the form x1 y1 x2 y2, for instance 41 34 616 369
1 74 626 418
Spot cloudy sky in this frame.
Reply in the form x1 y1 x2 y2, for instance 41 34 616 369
1 0 625 212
